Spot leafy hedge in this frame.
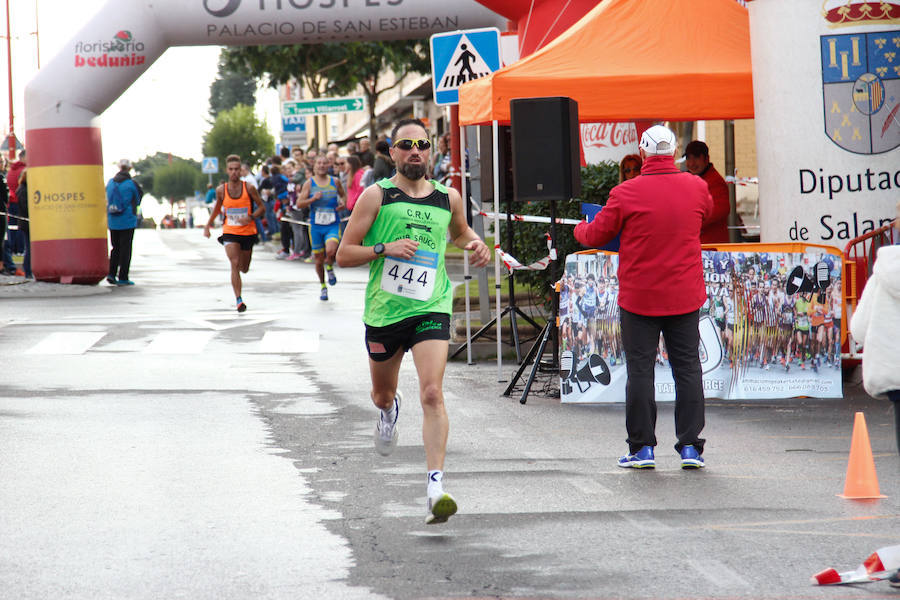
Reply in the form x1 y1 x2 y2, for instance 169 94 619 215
496 161 620 310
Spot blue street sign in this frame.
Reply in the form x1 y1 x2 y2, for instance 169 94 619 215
430 27 502 106
282 114 308 133
201 156 219 174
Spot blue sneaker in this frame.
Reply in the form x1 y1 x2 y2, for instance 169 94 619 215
327 268 337 286
106 275 117 285
680 445 705 469
888 569 899 588
617 445 655 469
116 279 135 286
319 287 328 301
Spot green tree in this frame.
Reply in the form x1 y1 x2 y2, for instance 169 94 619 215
223 44 347 147
328 40 431 139
132 152 202 195
209 50 257 119
502 162 620 311
224 40 431 142
153 162 203 213
202 103 274 172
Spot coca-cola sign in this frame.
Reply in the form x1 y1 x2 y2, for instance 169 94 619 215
580 122 639 165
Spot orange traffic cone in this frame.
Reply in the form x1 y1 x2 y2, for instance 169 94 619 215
838 412 887 499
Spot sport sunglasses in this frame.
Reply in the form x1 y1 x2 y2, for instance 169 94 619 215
392 138 431 151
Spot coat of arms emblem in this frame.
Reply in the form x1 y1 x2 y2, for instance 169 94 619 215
821 30 900 154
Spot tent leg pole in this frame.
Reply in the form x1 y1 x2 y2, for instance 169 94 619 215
493 120 504 382
460 124 474 365
724 119 739 243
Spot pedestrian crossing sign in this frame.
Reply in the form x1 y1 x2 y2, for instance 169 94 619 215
430 27 502 106
201 156 219 174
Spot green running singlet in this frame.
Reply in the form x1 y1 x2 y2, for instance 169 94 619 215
362 179 453 327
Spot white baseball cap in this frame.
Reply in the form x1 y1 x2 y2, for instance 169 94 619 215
639 125 677 156
118 158 132 168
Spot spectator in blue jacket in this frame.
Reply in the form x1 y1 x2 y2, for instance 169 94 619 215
106 158 144 285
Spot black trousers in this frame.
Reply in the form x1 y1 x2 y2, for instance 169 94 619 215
888 391 900 456
109 228 135 280
620 307 705 454
280 220 292 252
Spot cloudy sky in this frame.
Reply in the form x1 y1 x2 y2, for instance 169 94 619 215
1 0 281 180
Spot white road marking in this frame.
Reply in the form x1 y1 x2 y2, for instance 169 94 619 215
0 392 386 599
685 558 750 588
25 331 106 355
145 331 215 354
621 512 673 532
487 427 517 439
258 330 320 353
565 477 612 496
184 316 277 331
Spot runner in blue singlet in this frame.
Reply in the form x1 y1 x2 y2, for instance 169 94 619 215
297 155 347 301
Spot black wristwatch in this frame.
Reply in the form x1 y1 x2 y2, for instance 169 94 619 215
373 242 386 256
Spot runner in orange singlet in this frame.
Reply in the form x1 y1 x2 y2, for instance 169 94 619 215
808 293 827 372
204 154 265 312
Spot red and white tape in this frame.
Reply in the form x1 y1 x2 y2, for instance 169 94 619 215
724 176 759 187
280 215 351 227
811 544 900 585
495 233 557 273
478 211 583 226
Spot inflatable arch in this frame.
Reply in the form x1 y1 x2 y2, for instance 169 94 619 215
24 0 504 283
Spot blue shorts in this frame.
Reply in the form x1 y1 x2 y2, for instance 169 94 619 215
309 222 341 253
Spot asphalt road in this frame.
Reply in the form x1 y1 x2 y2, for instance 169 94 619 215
0 229 898 600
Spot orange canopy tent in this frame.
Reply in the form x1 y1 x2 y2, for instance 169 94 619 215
459 0 754 125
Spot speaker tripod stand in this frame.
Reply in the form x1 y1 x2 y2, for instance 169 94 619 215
448 272 541 363
502 198 561 404
449 201 541 363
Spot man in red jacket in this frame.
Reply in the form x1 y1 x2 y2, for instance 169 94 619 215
574 125 713 470
684 140 730 244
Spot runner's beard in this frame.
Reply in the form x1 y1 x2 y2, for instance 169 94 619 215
398 161 427 180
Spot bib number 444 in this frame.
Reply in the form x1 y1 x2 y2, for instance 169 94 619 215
387 263 429 287
380 249 439 302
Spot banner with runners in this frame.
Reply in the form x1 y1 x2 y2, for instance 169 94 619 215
559 245 844 403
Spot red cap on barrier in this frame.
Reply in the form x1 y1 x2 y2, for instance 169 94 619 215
810 568 841 585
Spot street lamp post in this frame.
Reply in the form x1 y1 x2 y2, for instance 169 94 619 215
32 0 39 69
5 0 15 160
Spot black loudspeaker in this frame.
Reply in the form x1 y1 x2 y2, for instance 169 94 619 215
510 97 581 201
572 353 611 393
560 350 574 395
786 266 816 295
814 261 831 291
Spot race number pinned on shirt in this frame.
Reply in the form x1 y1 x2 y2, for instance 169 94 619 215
314 209 336 225
381 248 438 301
226 208 246 226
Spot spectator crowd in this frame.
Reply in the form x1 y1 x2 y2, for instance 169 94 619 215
1 150 31 279
203 133 460 264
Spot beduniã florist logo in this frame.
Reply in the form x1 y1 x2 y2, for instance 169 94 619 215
111 30 133 49
74 30 146 68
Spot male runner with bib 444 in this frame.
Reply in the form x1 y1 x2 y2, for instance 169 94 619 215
204 154 266 312
337 118 490 524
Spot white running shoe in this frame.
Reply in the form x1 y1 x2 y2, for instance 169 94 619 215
374 391 401 456
425 491 458 525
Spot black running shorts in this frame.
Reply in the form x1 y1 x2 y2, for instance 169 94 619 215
364 313 451 362
218 233 258 251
